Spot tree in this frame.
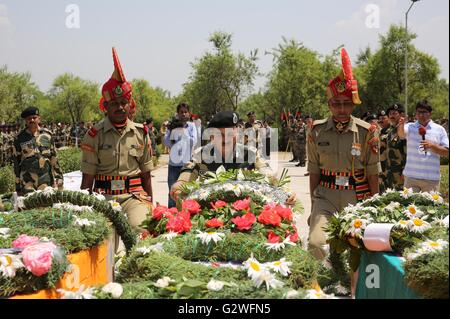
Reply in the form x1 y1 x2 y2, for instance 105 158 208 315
0 66 41 123
131 79 174 126
265 38 328 123
364 25 441 115
181 31 259 120
48 73 99 124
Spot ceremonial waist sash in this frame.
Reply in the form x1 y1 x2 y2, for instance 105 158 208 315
319 169 371 201
94 175 143 195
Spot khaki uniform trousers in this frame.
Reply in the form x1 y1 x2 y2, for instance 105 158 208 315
308 185 357 261
404 176 440 193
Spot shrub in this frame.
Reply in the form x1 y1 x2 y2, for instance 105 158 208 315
57 147 81 174
440 165 449 202
0 166 15 195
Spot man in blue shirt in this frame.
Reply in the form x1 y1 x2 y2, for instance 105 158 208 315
398 100 449 192
164 103 198 207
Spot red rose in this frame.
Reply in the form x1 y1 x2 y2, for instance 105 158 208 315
232 198 251 211
152 205 168 221
182 200 202 215
267 231 281 243
166 211 192 234
263 203 276 210
211 200 227 210
258 209 281 227
274 206 293 221
289 232 299 243
139 230 150 241
231 212 256 231
205 218 224 229
164 207 178 219
286 225 299 243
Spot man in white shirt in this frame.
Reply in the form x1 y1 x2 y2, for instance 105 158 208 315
398 100 449 192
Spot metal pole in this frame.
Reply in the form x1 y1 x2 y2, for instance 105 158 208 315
405 1 417 118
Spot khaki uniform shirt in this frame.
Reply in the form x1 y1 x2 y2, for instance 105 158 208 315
178 143 273 183
80 117 153 177
307 116 380 176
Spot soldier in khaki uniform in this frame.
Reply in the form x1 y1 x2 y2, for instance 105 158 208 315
244 111 263 148
80 48 153 231
170 111 297 206
307 48 380 261
378 110 390 193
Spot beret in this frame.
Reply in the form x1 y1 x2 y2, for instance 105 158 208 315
377 110 387 117
386 104 404 114
208 111 239 128
21 107 40 119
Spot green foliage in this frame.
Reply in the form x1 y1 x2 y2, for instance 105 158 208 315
0 66 41 123
0 165 15 195
57 147 82 174
363 25 444 116
265 38 330 123
0 208 111 254
440 165 449 202
131 79 174 125
180 31 259 120
404 248 449 299
48 73 100 124
22 190 137 251
115 234 319 298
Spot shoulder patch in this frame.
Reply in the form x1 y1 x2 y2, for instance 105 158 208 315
88 127 98 137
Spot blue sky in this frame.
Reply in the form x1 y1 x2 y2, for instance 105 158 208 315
0 0 448 96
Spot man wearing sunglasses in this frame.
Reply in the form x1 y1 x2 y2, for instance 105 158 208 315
307 48 380 261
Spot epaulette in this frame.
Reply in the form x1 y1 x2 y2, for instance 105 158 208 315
312 118 328 128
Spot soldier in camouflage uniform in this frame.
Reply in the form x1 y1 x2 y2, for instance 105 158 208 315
377 110 390 193
13 107 64 195
383 104 407 190
294 118 307 167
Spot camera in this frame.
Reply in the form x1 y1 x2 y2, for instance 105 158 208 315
167 116 185 131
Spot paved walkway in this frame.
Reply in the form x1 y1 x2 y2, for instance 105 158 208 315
152 152 311 247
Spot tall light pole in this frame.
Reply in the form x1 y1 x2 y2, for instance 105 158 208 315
405 0 420 117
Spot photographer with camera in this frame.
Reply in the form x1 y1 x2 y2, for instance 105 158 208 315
163 103 198 207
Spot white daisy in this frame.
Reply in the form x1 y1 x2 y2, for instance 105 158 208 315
0 228 10 239
401 188 414 199
432 216 448 228
154 276 175 288
383 188 396 195
404 205 424 219
305 288 335 299
14 196 25 211
0 254 24 278
346 218 370 237
428 192 444 205
92 192 106 201
243 255 266 279
408 218 431 233
207 279 225 292
58 285 97 299
73 217 96 227
196 231 225 245
395 220 409 230
79 189 90 196
136 246 152 255
42 186 56 198
198 190 211 201
285 290 300 299
267 258 292 277
109 200 122 212
101 282 123 299
251 270 284 291
419 239 448 253
160 231 178 241
385 201 401 212
406 248 427 261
